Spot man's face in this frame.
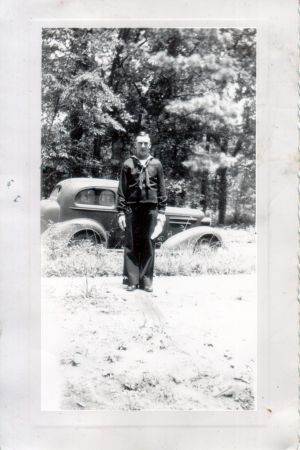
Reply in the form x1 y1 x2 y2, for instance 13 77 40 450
134 135 151 159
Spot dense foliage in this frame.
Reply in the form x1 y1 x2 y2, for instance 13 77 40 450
42 28 256 224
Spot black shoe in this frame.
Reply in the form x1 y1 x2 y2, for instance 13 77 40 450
126 285 137 292
122 277 129 286
144 286 153 293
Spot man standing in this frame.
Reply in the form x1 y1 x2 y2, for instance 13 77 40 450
117 131 167 292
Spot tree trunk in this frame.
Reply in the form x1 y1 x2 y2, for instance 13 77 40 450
109 28 131 90
200 170 209 212
217 167 227 224
217 135 229 225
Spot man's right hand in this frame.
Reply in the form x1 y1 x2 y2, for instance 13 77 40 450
118 214 126 231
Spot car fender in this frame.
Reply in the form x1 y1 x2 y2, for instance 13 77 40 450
161 226 223 250
42 218 108 245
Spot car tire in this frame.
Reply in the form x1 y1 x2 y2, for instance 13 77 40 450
69 229 105 247
193 234 222 252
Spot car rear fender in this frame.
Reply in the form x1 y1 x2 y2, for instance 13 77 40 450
41 199 60 232
161 226 223 250
42 218 108 245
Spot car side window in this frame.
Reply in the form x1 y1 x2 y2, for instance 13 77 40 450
98 190 115 207
76 189 96 205
75 189 115 208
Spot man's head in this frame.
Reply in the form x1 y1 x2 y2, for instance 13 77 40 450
134 131 151 159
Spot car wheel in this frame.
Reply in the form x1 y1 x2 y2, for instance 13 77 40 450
193 234 222 252
69 230 105 247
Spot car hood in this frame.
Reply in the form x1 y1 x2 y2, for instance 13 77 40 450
165 206 204 218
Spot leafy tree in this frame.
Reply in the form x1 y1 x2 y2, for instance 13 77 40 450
41 28 256 226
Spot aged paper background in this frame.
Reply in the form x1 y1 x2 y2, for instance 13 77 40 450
0 0 298 449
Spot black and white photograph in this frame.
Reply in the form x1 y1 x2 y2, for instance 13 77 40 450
0 0 299 448
40 27 257 411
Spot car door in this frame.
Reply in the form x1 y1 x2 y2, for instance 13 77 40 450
71 187 124 248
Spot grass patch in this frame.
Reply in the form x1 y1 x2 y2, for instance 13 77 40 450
42 227 256 277
156 245 255 276
42 239 123 278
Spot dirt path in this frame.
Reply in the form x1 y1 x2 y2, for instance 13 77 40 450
41 275 256 411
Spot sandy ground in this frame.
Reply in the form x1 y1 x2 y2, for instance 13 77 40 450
41 274 256 411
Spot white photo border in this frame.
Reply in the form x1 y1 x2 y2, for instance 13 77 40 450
0 1 297 448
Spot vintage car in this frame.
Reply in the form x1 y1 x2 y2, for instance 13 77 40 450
41 178 222 250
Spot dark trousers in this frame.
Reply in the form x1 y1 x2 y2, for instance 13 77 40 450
123 204 157 288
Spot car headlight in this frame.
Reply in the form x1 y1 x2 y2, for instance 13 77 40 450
201 217 211 226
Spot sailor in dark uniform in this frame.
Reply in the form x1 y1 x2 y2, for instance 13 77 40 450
117 132 167 292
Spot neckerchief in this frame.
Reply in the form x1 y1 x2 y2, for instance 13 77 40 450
131 155 153 191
